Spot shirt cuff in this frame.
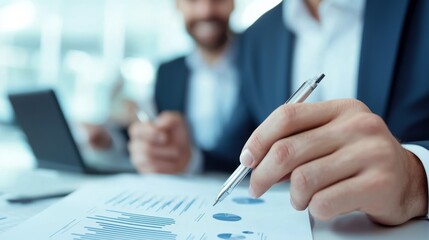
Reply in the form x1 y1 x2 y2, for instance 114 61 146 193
184 145 204 175
402 144 429 220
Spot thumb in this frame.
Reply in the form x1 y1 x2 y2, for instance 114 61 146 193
155 111 184 130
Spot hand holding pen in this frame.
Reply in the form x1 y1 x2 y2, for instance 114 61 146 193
214 74 325 206
215 73 428 225
128 110 193 174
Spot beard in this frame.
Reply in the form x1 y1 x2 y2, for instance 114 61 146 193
186 17 230 52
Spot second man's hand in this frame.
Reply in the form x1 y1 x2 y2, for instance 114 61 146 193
128 111 192 174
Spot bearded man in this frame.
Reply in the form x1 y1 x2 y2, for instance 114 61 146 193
128 0 255 174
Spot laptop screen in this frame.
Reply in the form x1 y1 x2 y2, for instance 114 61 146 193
9 89 87 173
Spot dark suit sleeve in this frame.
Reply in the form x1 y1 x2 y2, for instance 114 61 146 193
154 63 176 113
408 141 429 150
154 58 189 113
154 64 165 113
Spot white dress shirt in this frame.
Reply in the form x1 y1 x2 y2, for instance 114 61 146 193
185 43 239 173
186 46 239 151
284 0 429 218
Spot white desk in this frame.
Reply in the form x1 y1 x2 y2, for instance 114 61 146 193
312 213 428 240
0 125 428 239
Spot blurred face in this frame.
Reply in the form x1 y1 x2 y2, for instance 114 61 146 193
177 0 234 52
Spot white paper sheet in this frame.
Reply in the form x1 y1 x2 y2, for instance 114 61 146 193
0 175 313 240
0 198 57 233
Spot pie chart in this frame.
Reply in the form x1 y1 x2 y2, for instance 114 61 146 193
232 197 264 204
212 213 242 222
217 233 246 239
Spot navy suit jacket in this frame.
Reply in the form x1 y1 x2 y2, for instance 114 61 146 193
239 1 429 151
155 56 256 173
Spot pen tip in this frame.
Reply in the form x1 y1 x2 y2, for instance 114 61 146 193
213 200 219 207
316 74 325 83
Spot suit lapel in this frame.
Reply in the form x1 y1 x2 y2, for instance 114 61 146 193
271 29 295 111
357 0 411 117
175 59 190 113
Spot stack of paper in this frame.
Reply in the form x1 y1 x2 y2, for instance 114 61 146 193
0 175 313 239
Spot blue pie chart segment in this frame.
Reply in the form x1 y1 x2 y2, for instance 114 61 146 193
213 213 242 222
232 197 264 205
217 233 246 239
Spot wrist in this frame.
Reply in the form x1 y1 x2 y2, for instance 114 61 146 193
404 150 428 219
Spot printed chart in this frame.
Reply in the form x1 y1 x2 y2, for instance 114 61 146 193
0 176 312 240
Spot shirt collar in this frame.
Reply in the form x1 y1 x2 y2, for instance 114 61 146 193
283 0 366 35
186 37 237 72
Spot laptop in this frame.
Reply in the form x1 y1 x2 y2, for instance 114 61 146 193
8 89 133 175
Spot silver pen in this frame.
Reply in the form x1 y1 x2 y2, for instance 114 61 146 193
136 109 156 122
213 73 325 206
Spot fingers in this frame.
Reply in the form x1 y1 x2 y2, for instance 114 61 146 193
129 122 167 145
128 141 183 174
288 145 364 210
128 141 180 162
240 100 369 169
132 158 178 174
155 112 184 130
249 121 343 198
88 130 112 149
308 175 370 221
128 111 191 175
238 97 423 224
128 111 185 144
82 124 113 149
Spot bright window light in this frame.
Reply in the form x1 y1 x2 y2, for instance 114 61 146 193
0 1 36 33
238 0 281 30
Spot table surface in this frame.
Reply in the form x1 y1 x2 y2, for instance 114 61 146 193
0 125 428 239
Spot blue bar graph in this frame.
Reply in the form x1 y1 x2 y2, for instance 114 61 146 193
170 198 186 213
129 194 145 206
104 191 127 205
104 191 202 217
71 209 177 240
147 198 164 210
140 196 155 208
180 197 197 215
158 198 174 212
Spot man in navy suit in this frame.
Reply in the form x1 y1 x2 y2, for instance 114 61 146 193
128 0 255 174
238 0 428 225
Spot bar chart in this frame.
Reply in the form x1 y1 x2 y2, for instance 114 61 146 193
71 209 177 240
104 191 204 216
0 176 313 240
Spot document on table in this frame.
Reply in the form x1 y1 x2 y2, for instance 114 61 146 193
0 198 57 233
0 175 313 240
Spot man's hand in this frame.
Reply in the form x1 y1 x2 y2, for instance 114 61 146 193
128 111 192 174
82 124 113 150
240 99 428 225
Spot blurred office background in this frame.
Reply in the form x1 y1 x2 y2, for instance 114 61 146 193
0 0 280 169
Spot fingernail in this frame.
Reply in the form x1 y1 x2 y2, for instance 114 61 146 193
290 196 297 209
240 149 255 168
249 185 257 198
